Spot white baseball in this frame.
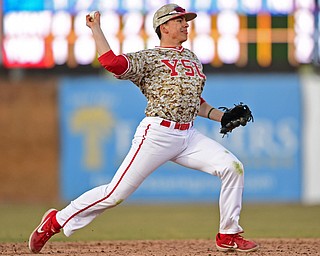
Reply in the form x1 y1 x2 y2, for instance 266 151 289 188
89 11 98 20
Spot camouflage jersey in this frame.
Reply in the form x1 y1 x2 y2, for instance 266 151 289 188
116 46 206 123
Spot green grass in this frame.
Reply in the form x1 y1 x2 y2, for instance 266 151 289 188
241 203 320 238
0 203 319 243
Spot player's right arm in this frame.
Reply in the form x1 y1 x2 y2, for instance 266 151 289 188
86 12 111 56
86 12 128 75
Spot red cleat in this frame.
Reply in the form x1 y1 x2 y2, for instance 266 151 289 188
28 209 60 253
216 233 259 252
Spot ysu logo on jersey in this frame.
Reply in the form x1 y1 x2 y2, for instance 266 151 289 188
161 59 206 79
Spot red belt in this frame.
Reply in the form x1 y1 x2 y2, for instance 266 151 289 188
160 120 192 130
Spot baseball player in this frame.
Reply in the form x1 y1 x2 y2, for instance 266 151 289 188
29 4 259 253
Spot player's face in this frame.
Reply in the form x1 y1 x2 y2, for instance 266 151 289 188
165 16 189 44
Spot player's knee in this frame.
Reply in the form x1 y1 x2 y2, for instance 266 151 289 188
108 195 125 207
100 189 126 208
230 160 244 176
220 160 244 186
221 159 244 178
221 159 244 188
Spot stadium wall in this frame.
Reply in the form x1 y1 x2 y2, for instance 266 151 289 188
0 71 319 204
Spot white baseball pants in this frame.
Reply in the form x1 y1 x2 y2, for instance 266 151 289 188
56 116 244 237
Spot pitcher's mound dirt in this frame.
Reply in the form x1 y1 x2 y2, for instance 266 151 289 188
1 238 319 256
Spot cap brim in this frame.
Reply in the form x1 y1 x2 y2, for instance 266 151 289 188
170 12 197 22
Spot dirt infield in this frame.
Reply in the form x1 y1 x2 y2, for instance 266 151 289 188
1 239 320 256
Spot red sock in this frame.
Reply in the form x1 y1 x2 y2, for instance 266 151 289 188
52 214 62 230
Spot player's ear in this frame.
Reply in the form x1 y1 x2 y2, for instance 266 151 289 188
160 23 169 35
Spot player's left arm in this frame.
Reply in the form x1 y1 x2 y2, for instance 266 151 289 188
198 99 223 122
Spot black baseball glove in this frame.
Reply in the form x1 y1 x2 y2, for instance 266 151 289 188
219 102 254 136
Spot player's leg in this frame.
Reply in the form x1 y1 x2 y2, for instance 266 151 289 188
57 118 184 236
29 117 186 253
57 143 169 237
172 128 258 252
173 128 244 233
29 142 160 253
